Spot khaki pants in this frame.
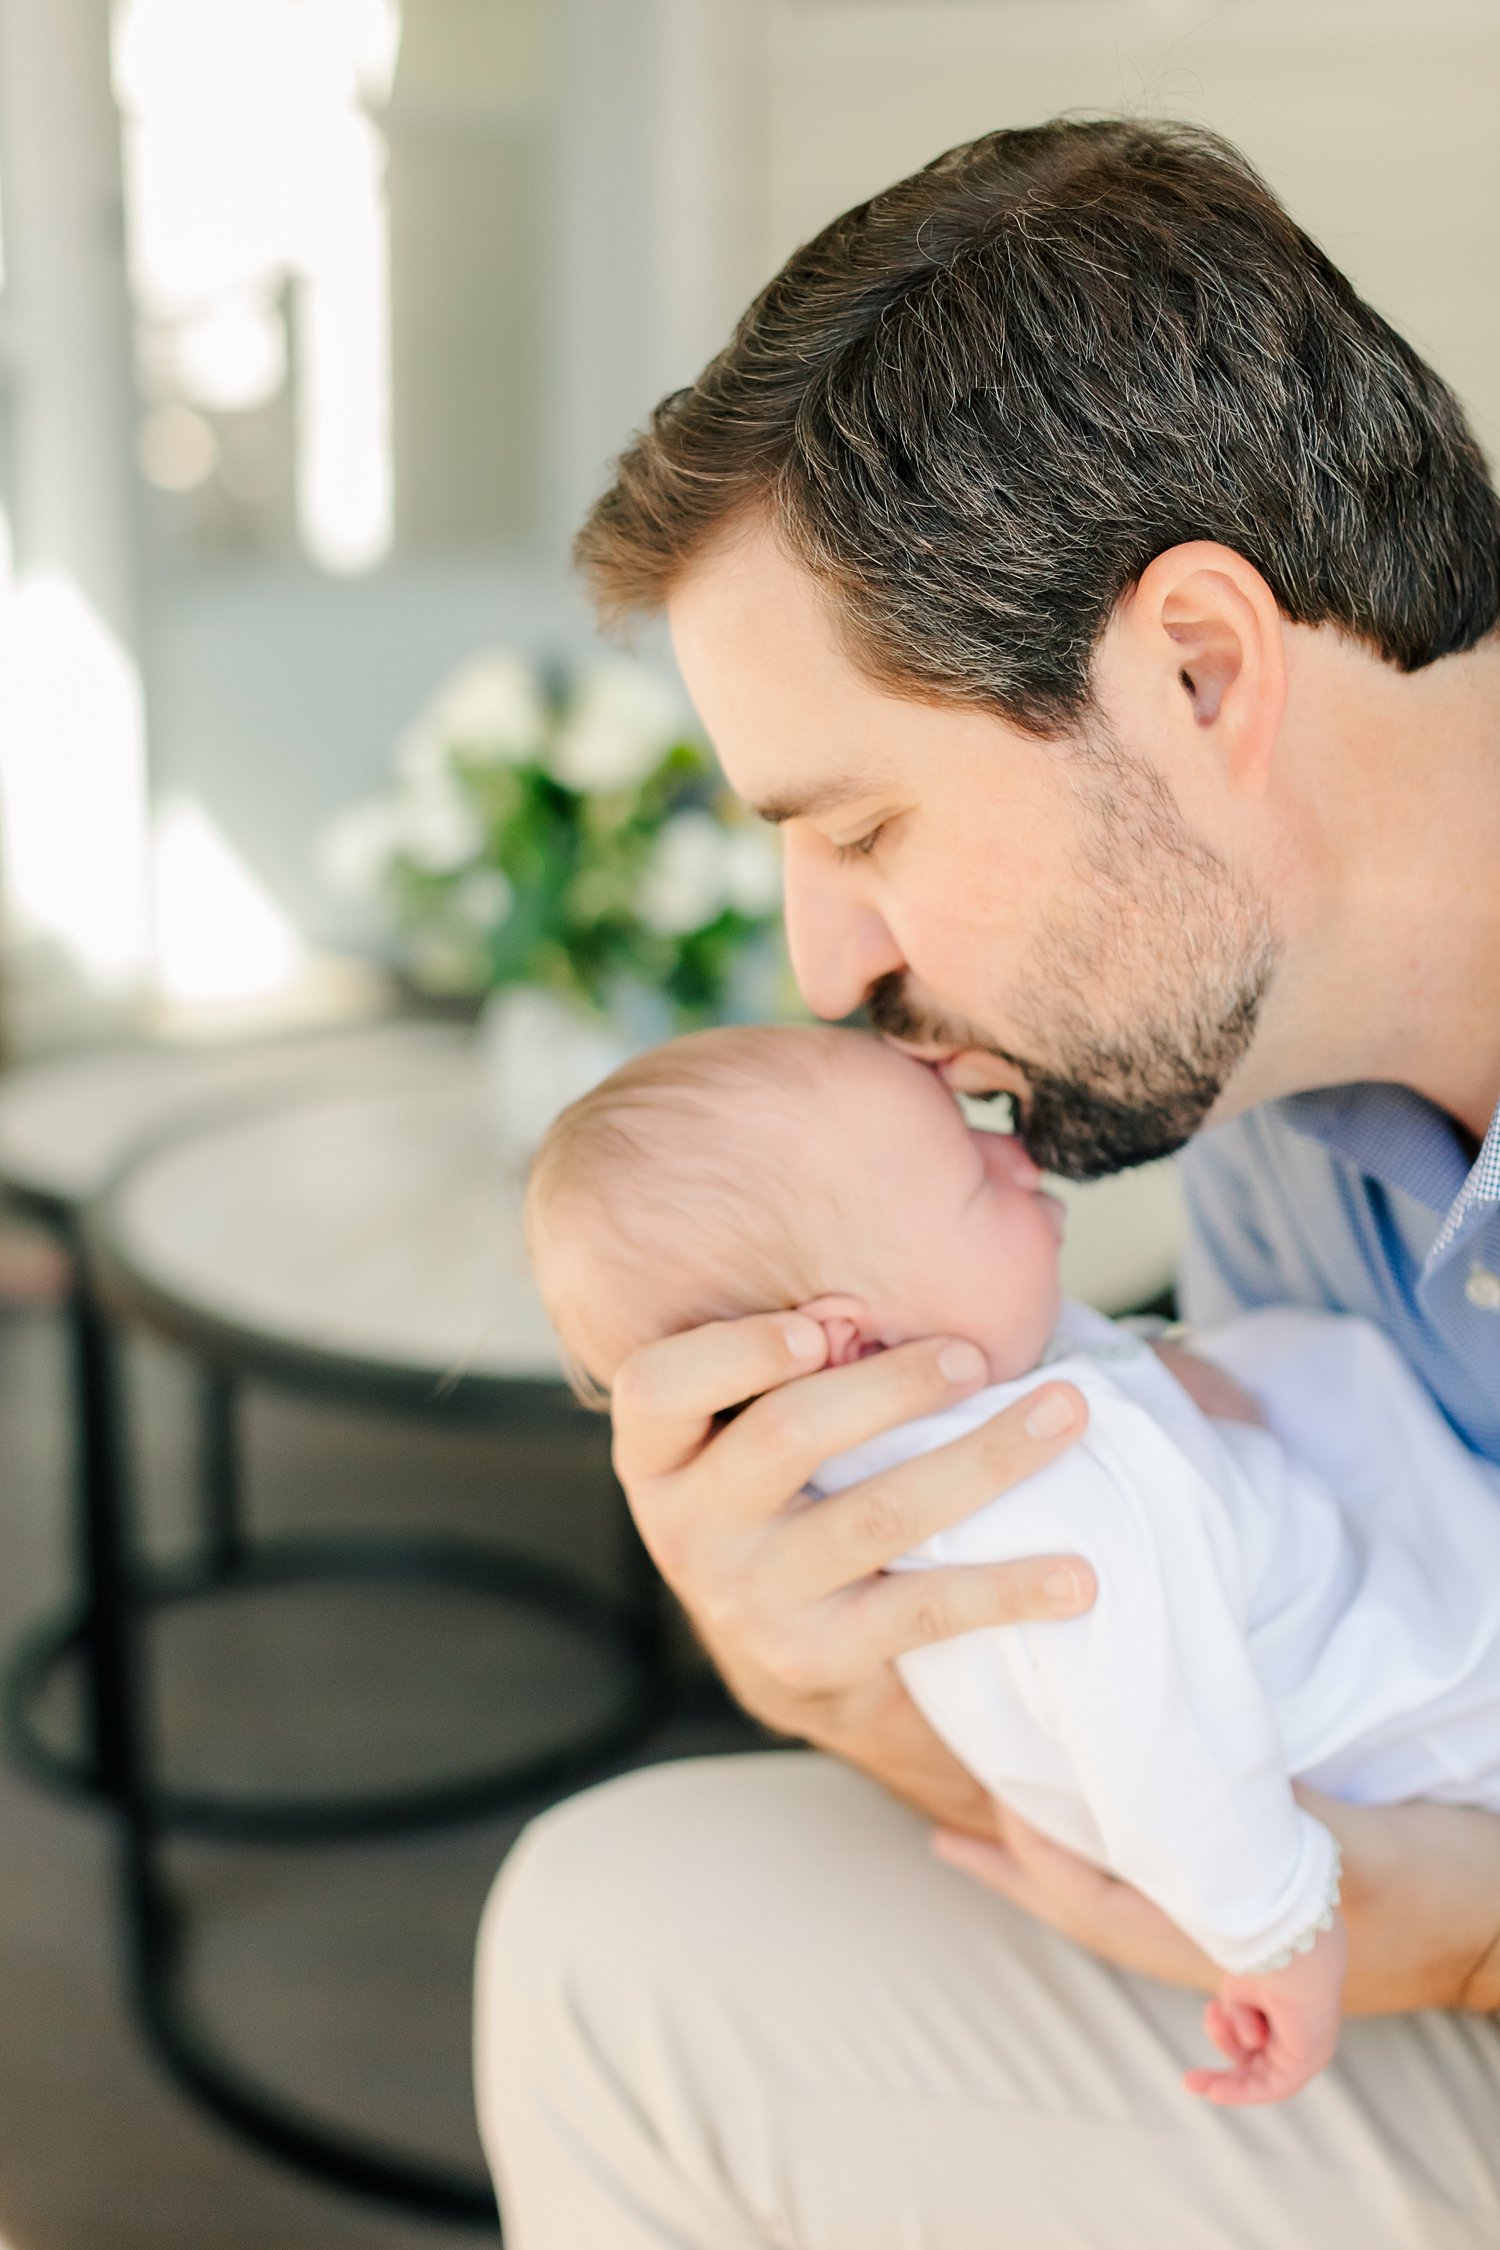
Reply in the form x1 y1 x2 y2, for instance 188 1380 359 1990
475 1753 1500 2248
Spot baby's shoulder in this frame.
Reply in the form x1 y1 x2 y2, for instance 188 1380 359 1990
811 1350 1147 1501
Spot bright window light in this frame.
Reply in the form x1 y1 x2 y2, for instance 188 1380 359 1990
152 798 303 1005
114 0 400 571
0 570 151 986
295 100 393 572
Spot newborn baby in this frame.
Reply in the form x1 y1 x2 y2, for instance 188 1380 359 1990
526 1023 1500 2107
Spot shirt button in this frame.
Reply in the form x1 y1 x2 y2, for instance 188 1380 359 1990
1465 1264 1500 1312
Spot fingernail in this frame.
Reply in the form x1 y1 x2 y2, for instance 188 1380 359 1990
938 1341 986 1385
779 1315 822 1361
1041 1567 1084 1608
1026 1388 1076 1438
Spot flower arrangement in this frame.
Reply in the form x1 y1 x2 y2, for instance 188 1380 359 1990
318 651 784 1026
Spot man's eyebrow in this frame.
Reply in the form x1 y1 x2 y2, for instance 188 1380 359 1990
752 778 880 827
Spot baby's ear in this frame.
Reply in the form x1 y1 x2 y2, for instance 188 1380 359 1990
796 1294 877 1369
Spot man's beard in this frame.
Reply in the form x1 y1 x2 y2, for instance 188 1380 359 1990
866 734 1280 1181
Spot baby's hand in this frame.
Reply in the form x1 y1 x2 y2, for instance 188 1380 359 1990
1184 1911 1348 2106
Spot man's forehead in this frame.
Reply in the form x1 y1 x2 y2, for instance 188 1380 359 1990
667 522 1017 815
669 526 888 749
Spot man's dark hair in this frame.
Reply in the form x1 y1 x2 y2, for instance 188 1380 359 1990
575 117 1500 733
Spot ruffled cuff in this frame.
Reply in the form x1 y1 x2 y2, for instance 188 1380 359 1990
1195 1812 1343 1978
1235 1844 1343 1978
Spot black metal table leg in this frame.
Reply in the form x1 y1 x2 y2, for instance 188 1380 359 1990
196 1364 245 1581
6 1254 675 1841
67 1296 504 2227
70 1264 153 1813
120 1837 502 2228
3 1243 679 2223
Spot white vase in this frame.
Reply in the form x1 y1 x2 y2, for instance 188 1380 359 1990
475 984 668 1163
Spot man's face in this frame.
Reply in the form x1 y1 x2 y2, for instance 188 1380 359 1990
668 521 1280 1179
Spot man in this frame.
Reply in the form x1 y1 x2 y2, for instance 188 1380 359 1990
476 119 1500 2245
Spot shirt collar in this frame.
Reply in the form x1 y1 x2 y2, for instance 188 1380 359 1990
1279 1081 1500 1266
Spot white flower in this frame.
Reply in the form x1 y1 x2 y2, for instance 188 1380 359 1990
428 652 547 763
406 929 481 993
394 714 450 786
316 798 401 900
454 866 514 930
551 657 684 793
394 777 485 874
478 985 636 1156
393 654 546 788
721 823 783 917
636 811 731 936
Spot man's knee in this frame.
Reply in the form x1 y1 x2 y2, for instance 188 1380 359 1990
478 1772 639 2043
476 1759 777 2097
475 1755 812 2197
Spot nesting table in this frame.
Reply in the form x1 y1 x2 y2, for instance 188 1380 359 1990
0 1024 673 2228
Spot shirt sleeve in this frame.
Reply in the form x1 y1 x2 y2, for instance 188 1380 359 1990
900 1392 1341 1975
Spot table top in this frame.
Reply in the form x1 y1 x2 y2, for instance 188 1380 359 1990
66 1010 1180 1406
94 1061 1179 1405
96 1054 565 1394
0 1020 467 1210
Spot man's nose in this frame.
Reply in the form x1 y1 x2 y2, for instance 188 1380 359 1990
782 832 905 1022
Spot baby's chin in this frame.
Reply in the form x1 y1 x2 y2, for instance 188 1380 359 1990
973 1306 1065 1385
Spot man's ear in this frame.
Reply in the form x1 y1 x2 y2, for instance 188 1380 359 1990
1119 542 1287 800
796 1293 880 1368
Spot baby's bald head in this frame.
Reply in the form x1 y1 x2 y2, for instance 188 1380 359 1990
525 1024 854 1400
527 1021 1067 1403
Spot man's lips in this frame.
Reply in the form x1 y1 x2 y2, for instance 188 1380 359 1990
936 1052 1029 1102
881 1036 959 1068
880 1038 1030 1104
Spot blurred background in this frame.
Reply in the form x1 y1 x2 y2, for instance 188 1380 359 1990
0 1 1493 2244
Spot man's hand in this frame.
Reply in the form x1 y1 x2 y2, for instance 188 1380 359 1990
611 1310 1091 1831
933 1787 1500 2015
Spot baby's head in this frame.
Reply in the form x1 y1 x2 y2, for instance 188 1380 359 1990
526 1024 1066 1401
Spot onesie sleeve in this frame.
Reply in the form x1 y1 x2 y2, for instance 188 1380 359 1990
907 1393 1341 1976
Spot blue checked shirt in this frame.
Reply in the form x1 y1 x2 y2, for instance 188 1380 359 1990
1178 1085 1500 1463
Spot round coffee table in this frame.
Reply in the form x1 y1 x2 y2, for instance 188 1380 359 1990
9 1037 675 2228
0 1020 490 1825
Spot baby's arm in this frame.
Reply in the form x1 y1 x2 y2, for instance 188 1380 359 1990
1189 1912 1348 2105
1149 1337 1265 1427
900 1390 1342 2099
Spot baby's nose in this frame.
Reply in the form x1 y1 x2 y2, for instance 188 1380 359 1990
977 1128 1043 1191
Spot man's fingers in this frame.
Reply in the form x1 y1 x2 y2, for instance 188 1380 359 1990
774 1381 1089 1596
710 1339 1004 1525
839 1557 1096 1675
704 1562 1091 1714
610 1311 828 1484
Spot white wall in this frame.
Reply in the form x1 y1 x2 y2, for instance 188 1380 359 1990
146 0 1500 960
759 0 1500 456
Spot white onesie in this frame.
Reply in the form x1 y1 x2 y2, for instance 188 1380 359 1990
811 1302 1500 1975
